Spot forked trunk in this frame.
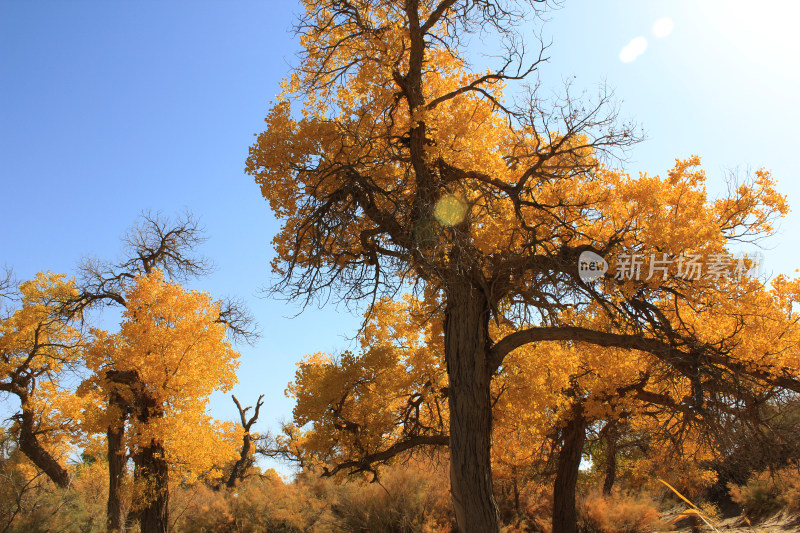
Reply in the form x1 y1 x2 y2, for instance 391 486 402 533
444 283 500 532
552 406 587 533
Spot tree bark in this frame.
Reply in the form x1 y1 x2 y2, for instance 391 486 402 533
552 405 587 533
602 421 618 496
17 403 70 489
114 370 169 533
224 394 263 489
444 283 500 532
226 432 252 488
106 418 127 532
134 441 169 533
104 371 138 532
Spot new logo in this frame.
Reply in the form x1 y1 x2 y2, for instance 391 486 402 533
578 251 608 282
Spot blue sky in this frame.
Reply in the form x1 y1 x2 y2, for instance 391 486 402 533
2 1 799 475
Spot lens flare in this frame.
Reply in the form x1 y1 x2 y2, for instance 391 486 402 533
434 195 467 226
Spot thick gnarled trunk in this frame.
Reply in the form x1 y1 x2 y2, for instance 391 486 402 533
134 441 169 533
444 283 500 532
105 371 136 532
552 406 587 533
109 370 169 533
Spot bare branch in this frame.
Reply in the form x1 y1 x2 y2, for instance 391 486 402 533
322 434 448 478
71 210 212 314
225 394 265 488
217 296 260 345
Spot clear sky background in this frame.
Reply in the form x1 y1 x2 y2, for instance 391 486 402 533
2 1 799 475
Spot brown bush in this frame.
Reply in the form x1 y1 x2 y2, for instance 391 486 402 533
173 470 324 532
322 461 454 533
728 463 800 518
578 491 666 533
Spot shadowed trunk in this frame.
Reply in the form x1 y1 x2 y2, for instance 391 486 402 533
224 394 264 489
106 390 128 533
109 369 168 533
107 424 127 532
552 405 587 533
104 371 138 532
445 282 500 532
134 441 169 533
226 431 253 489
602 421 618 495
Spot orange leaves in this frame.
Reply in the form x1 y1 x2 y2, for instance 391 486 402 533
114 271 238 402
713 167 788 238
85 270 242 481
0 272 86 457
0 272 82 377
285 295 448 470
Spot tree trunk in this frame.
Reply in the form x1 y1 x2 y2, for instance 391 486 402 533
106 421 127 533
127 375 169 533
512 466 521 518
226 432 252 488
17 405 70 488
602 421 618 496
552 405 587 533
444 283 500 532
134 441 169 533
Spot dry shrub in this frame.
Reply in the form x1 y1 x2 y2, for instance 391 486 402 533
174 470 324 532
626 457 717 502
578 491 666 533
0 450 111 533
728 463 800 517
173 461 453 533
323 460 454 533
517 482 553 533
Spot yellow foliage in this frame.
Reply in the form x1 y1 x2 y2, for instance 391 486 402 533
0 272 88 459
83 271 242 482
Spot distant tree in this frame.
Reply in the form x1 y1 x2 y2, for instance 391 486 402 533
71 211 257 533
82 271 241 533
222 394 264 489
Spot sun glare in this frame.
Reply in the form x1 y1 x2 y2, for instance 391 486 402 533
619 36 648 63
652 17 674 38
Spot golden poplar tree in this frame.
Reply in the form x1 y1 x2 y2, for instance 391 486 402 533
246 2 799 530
83 271 241 533
70 212 255 533
0 272 88 489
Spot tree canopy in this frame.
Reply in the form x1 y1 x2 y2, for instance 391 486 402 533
246 1 800 530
